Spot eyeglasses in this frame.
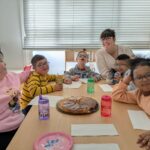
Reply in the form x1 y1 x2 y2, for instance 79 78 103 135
36 61 49 68
77 54 89 58
134 72 150 81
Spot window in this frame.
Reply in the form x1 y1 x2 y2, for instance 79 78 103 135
133 49 150 58
22 0 150 49
33 50 65 74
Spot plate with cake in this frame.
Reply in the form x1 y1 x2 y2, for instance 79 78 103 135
56 96 99 115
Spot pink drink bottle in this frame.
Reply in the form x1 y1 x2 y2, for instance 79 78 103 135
101 95 112 117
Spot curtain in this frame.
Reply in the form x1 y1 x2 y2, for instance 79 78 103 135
23 0 150 49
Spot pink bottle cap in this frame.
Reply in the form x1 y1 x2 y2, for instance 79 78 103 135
101 95 111 101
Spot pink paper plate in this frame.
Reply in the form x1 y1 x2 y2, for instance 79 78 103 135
33 132 73 150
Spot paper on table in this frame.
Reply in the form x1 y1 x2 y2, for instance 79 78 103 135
71 124 118 136
73 144 120 150
28 95 64 107
79 78 88 84
63 81 81 88
128 110 150 130
99 84 112 92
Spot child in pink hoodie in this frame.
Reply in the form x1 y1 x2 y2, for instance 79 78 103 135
0 51 30 150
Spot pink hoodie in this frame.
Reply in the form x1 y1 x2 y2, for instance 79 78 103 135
0 71 30 132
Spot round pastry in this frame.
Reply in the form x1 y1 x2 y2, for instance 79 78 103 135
56 96 99 115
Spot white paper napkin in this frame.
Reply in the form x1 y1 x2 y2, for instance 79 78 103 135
128 110 150 130
28 95 64 107
99 84 112 92
63 81 81 88
71 124 118 136
73 144 120 150
79 78 88 84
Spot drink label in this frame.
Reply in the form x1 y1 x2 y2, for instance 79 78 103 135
39 97 49 120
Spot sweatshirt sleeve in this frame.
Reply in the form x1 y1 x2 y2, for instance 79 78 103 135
95 50 109 79
87 67 102 81
64 68 75 78
112 80 137 104
27 75 55 97
124 46 135 58
19 70 31 83
47 74 56 82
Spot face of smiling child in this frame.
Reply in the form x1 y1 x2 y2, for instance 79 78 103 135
115 60 129 74
133 65 150 94
34 58 49 76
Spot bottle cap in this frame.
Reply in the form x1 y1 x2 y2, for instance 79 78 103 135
101 95 111 101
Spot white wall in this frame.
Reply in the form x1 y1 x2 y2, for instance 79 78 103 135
0 0 24 69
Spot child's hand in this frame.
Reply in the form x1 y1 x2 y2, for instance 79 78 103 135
6 88 20 101
137 131 150 150
71 75 80 81
54 84 63 91
64 78 72 84
114 72 121 81
123 74 132 85
93 77 98 82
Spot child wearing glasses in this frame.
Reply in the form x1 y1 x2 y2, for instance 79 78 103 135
112 57 150 115
20 55 63 112
64 49 101 84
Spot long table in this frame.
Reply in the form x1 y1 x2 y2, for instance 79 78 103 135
7 82 144 150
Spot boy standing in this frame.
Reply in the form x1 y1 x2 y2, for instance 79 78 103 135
20 55 62 110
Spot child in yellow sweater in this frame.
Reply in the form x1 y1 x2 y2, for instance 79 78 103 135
20 55 63 110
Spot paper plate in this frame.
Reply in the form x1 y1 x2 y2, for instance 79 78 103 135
34 132 73 150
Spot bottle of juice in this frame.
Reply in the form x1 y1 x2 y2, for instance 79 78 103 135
38 95 49 120
87 77 94 94
101 95 112 117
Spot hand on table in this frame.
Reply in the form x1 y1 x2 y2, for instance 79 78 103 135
137 131 150 150
71 75 80 81
54 83 63 91
93 77 99 82
63 78 72 84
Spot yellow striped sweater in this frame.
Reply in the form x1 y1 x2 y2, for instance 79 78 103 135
20 71 56 109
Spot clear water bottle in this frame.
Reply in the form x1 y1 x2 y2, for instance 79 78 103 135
87 77 94 94
101 95 112 117
38 95 49 120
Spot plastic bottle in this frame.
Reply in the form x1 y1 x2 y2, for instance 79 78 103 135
38 95 49 120
87 77 94 94
101 95 112 117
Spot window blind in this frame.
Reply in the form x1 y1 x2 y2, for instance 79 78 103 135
23 0 150 49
